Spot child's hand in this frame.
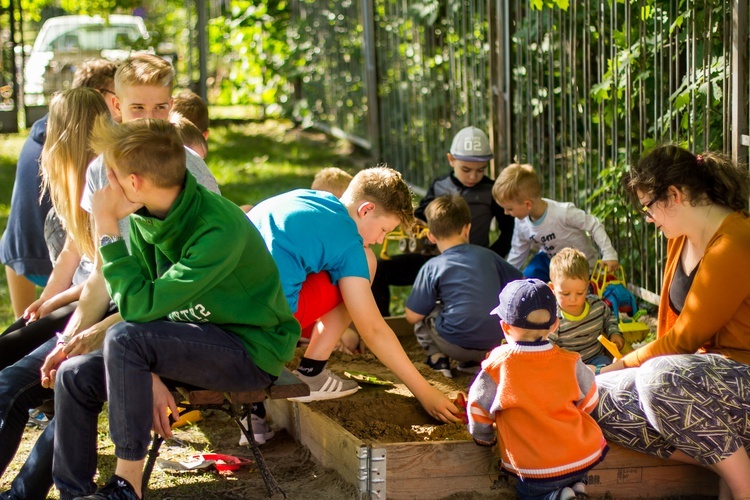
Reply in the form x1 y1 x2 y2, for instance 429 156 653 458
602 260 620 271
610 333 625 350
418 386 462 423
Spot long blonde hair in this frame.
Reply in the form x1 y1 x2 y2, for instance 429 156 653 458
41 88 110 260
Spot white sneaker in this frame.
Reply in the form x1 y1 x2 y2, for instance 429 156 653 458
288 368 360 402
239 414 275 446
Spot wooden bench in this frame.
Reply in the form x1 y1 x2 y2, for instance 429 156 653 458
142 368 309 499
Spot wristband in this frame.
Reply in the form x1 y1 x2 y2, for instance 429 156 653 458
595 364 605 375
56 331 71 347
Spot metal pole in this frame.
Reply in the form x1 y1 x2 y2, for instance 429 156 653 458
361 0 380 159
731 0 748 165
196 0 208 102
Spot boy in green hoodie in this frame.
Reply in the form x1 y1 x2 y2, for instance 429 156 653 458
51 117 300 500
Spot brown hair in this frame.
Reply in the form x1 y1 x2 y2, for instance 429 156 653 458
170 113 207 158
342 165 414 228
41 88 110 260
492 163 541 203
89 116 186 188
71 59 118 90
114 53 174 94
549 248 590 283
424 194 471 239
311 167 353 198
170 90 209 133
625 144 750 212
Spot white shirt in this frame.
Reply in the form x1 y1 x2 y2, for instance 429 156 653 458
506 198 618 270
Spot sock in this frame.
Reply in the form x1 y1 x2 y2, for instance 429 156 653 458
297 357 327 377
251 402 266 419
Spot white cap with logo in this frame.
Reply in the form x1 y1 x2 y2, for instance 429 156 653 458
449 126 493 162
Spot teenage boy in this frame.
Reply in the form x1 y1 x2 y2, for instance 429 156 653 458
248 168 460 421
54 118 299 500
404 195 522 378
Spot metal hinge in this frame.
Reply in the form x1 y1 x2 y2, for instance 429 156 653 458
358 446 386 499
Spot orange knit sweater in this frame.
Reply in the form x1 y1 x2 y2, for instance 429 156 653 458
467 341 607 481
623 211 750 368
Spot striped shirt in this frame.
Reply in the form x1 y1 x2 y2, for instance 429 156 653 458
548 295 620 364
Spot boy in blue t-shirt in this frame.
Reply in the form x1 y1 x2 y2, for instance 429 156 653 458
404 195 522 378
249 167 460 422
372 126 516 316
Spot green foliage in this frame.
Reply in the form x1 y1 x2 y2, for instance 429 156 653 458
207 0 291 109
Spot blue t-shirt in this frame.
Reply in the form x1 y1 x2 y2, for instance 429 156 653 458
248 190 370 312
406 244 523 350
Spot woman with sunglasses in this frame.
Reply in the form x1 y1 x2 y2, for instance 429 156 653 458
596 144 750 498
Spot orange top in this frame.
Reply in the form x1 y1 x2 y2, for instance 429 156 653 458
623 211 750 368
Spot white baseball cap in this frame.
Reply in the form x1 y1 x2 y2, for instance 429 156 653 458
449 126 493 162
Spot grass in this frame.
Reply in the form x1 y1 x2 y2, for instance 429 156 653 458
0 118 371 497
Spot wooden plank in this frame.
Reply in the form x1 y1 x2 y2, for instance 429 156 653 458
385 315 413 338
266 399 298 439
587 464 719 497
175 368 308 405
381 441 496 499
296 402 365 488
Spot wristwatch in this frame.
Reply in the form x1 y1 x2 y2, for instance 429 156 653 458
100 234 124 247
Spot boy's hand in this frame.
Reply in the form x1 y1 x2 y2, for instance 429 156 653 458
63 313 121 357
418 386 462 423
602 260 620 271
92 167 143 231
610 333 625 350
152 374 180 439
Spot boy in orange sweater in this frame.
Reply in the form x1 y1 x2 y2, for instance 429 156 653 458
467 278 608 500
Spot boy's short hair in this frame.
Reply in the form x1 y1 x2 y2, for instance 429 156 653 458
492 163 541 203
71 59 118 90
491 278 557 330
344 165 414 229
170 90 209 133
311 167 353 198
170 112 208 157
549 248 590 283
424 194 471 240
114 53 174 93
89 116 186 188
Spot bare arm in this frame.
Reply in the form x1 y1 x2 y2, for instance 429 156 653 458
24 235 82 321
339 276 460 422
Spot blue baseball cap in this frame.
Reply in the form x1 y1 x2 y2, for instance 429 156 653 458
490 278 558 330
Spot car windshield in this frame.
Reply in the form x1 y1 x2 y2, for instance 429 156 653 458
39 24 143 52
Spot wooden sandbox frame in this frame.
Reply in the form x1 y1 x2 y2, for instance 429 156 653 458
267 316 720 499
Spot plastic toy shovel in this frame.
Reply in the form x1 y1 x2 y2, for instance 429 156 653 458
598 334 622 360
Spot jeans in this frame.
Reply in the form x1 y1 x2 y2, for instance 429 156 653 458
523 251 551 283
0 337 56 477
515 473 587 500
0 422 54 500
0 302 75 371
53 320 274 499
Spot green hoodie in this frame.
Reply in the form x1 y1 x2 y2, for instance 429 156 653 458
100 172 300 376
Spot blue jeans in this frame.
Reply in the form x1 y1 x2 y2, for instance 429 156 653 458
53 320 274 499
0 337 56 479
584 353 612 367
0 422 54 500
515 473 587 500
523 252 551 283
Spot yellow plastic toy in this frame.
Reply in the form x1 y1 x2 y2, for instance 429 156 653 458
590 260 650 345
379 224 432 260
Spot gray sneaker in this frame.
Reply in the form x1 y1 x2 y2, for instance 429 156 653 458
288 368 360 402
238 414 275 446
